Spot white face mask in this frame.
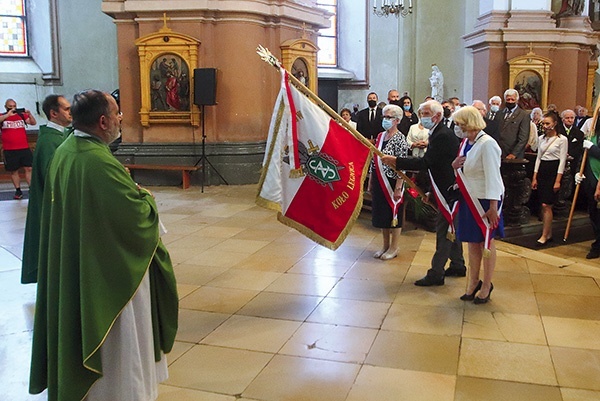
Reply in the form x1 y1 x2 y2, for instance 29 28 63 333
490 105 500 113
454 125 467 139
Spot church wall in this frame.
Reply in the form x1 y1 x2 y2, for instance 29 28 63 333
337 0 480 112
117 16 307 145
101 1 329 185
56 0 119 97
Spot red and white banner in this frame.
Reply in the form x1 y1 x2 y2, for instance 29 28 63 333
256 68 373 250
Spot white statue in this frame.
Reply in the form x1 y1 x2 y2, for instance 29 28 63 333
429 65 444 102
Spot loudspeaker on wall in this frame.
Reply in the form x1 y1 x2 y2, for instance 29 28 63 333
194 68 217 106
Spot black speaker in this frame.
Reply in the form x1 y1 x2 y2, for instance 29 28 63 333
194 68 217 106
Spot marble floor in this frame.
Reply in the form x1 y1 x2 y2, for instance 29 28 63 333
2 184 600 401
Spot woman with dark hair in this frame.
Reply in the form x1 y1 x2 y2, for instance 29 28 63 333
340 107 357 130
397 95 419 135
531 111 568 246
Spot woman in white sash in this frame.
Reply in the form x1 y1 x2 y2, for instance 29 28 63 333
368 104 410 260
451 106 504 304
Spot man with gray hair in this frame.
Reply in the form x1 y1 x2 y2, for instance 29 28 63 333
498 89 530 160
561 108 584 188
381 100 465 286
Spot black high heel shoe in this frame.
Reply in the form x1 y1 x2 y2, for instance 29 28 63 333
473 283 493 304
460 280 483 301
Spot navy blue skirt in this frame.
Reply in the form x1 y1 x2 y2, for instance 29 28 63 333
456 198 504 243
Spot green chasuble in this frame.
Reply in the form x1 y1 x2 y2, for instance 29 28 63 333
29 134 179 401
21 124 68 284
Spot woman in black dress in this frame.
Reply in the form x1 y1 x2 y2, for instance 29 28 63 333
397 95 419 136
531 111 568 246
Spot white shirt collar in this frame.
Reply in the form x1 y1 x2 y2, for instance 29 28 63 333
47 121 68 132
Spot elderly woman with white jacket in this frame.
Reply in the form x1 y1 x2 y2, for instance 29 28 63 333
451 106 504 305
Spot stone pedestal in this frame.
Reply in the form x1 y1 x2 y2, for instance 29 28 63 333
501 159 531 226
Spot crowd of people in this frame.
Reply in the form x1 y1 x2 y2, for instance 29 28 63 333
2 83 600 398
341 87 600 304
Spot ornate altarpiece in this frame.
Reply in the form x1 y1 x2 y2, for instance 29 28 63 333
135 16 201 127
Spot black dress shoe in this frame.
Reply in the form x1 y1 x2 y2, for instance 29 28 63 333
414 275 444 287
474 283 493 304
586 249 600 259
460 280 483 301
445 267 466 277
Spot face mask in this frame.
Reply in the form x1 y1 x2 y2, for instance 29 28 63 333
490 105 500 113
443 108 452 118
403 105 411 111
390 100 401 106
382 119 394 131
368 100 377 108
505 101 516 110
420 116 435 130
454 105 461 112
454 125 467 139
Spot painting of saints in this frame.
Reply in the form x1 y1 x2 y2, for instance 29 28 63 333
150 54 190 111
514 71 542 111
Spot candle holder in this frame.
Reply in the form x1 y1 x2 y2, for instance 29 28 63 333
373 0 413 17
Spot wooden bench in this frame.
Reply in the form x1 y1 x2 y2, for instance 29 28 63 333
123 164 200 189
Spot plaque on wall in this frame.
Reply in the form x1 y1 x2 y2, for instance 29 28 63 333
135 15 201 127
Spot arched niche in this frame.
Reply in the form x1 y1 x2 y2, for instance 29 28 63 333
281 38 318 93
508 52 552 111
135 19 201 127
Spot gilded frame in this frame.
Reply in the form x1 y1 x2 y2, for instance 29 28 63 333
135 25 201 127
508 52 552 111
281 38 318 93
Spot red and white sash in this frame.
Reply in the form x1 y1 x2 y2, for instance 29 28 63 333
428 170 458 240
455 136 502 256
374 132 405 227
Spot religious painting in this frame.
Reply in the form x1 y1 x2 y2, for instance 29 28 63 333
135 23 200 127
514 70 542 111
150 54 190 112
508 52 551 112
291 58 309 87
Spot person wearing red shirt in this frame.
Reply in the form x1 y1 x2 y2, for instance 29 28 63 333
0 98 37 199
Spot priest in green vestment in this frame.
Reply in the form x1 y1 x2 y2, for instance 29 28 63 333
29 90 178 401
21 94 72 284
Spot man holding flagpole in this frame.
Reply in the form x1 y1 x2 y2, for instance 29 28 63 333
382 100 465 286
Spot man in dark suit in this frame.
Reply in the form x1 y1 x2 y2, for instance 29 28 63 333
472 100 500 143
574 105 590 129
498 89 530 160
561 109 585 199
381 100 465 286
356 92 383 142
